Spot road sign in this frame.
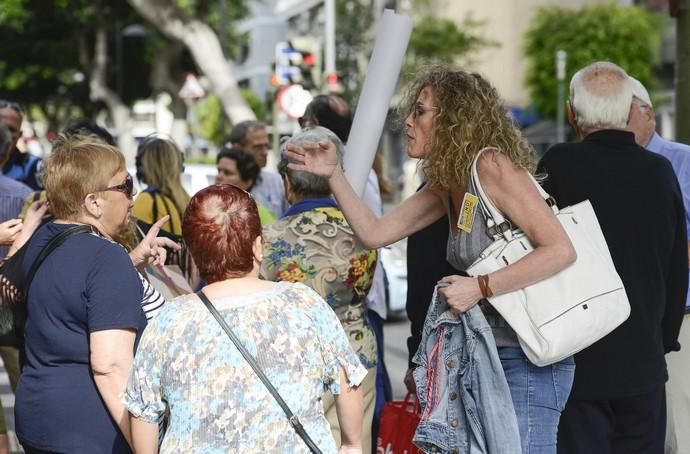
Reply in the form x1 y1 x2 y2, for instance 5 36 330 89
277 84 313 119
178 73 206 100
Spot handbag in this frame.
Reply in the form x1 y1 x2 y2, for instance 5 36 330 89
376 393 423 454
196 290 323 454
144 263 192 301
465 149 630 366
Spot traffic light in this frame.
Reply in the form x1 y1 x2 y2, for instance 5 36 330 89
273 41 317 90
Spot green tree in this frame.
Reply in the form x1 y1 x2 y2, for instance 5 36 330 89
524 4 661 119
408 15 497 66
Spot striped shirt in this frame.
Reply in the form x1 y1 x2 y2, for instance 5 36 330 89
138 273 166 320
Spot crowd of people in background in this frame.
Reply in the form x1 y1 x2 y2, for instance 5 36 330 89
0 58 686 454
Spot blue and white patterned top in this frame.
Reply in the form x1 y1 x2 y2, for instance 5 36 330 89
122 281 366 453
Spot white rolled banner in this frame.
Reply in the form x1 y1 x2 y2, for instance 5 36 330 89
344 9 414 197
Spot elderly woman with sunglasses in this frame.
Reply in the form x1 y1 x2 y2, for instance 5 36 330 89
14 135 173 454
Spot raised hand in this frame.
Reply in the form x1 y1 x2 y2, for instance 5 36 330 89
284 140 340 178
129 215 181 268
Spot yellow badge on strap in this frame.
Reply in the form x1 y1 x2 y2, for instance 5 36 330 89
457 193 479 233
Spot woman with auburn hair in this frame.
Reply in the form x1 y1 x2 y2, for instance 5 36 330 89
14 135 170 454
124 184 366 454
286 67 577 452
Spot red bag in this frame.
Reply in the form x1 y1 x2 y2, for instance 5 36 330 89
376 393 424 454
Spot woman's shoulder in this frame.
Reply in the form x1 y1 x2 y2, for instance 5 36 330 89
475 148 526 183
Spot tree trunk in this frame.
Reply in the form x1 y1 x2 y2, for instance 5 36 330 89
127 0 256 125
677 0 690 144
79 11 136 163
149 41 189 147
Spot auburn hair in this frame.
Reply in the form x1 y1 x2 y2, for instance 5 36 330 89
182 184 261 283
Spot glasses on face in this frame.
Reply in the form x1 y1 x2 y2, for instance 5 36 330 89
412 103 439 120
0 100 23 115
102 174 135 199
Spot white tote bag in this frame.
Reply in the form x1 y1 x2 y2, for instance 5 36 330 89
466 150 630 366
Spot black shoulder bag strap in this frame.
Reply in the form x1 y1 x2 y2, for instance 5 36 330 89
25 225 92 293
15 224 92 368
196 290 322 454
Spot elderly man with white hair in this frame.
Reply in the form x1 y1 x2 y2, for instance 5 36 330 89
537 61 688 454
627 76 690 454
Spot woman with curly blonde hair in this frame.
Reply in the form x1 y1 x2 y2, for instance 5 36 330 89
286 66 577 452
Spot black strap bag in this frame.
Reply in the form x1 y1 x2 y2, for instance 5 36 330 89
0 225 91 349
196 290 322 454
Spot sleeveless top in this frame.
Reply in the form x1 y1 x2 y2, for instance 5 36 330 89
446 177 520 347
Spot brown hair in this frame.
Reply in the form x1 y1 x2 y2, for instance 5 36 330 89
397 65 537 190
44 134 125 219
182 184 261 283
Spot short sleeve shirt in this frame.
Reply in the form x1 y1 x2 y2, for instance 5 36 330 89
123 282 366 454
261 207 379 368
15 222 146 453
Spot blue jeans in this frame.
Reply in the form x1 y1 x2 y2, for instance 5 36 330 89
499 347 575 454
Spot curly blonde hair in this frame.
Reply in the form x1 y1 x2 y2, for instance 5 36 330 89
397 66 537 190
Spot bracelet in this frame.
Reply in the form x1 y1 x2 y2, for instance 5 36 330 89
478 274 494 299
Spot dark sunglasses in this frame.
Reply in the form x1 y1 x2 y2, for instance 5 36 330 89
102 174 134 199
0 100 23 115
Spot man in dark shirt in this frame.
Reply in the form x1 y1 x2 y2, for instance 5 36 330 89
403 184 462 392
0 100 43 190
538 61 687 454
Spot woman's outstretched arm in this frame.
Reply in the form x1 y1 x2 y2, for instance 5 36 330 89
285 140 445 248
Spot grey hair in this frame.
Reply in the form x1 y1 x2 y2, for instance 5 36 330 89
229 120 266 145
0 124 11 163
569 61 633 132
629 76 653 111
279 126 344 198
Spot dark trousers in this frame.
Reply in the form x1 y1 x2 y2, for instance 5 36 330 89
557 384 666 454
367 310 392 454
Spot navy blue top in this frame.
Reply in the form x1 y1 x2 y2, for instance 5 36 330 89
15 222 146 453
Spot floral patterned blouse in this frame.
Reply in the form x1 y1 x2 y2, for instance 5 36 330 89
122 281 367 454
261 206 378 369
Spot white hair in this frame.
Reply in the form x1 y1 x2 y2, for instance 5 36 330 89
569 61 633 132
629 76 652 107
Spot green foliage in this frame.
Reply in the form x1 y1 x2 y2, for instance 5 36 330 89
0 0 31 30
240 88 265 120
408 15 497 65
195 89 264 144
524 4 661 119
194 95 223 143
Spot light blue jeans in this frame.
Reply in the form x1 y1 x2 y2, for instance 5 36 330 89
499 347 575 454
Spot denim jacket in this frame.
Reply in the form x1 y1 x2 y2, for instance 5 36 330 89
412 287 521 454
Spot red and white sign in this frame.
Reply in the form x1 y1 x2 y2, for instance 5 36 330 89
277 84 313 119
178 73 206 100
